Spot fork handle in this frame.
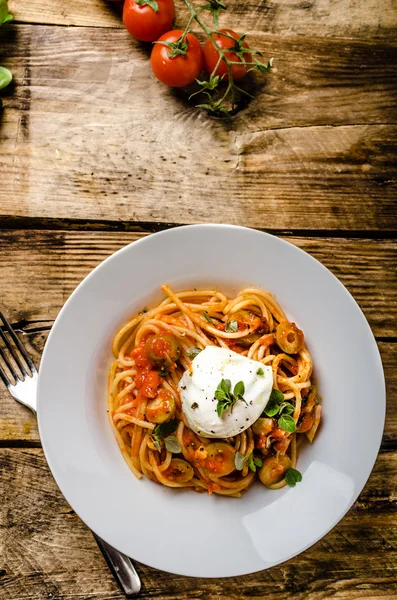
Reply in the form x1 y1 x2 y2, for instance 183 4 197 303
93 532 141 597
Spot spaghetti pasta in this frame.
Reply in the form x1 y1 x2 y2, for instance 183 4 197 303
108 285 322 497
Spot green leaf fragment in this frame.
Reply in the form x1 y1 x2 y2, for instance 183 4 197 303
284 468 302 487
203 311 214 324
154 419 178 439
233 380 245 398
278 414 296 433
0 66 12 90
234 451 245 470
186 347 202 359
225 319 238 333
164 436 182 454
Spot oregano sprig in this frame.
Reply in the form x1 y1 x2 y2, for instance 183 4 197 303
215 378 248 417
263 388 296 433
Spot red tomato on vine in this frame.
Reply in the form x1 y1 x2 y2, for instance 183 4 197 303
203 28 252 81
150 30 203 88
123 0 175 43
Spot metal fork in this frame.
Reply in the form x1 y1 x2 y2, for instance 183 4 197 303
0 311 141 598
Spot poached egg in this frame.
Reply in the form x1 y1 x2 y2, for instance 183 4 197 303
179 346 273 438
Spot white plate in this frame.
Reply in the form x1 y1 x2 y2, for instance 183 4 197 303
37 225 385 578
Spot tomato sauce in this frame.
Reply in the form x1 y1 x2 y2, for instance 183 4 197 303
130 343 161 400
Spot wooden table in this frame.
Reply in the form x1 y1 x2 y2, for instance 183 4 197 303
1 1 396 598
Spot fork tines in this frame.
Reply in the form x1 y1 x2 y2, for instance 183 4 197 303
0 312 36 386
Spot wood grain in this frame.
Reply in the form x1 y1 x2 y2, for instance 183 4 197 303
0 231 395 335
1 447 396 599
10 0 397 40
0 230 396 443
0 26 396 231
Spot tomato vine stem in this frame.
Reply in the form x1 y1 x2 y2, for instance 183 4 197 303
181 0 272 115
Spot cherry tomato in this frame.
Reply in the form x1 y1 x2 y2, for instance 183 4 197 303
203 29 252 81
135 369 160 398
123 0 175 43
150 30 203 88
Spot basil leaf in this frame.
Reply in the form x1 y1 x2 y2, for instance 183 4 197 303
0 66 12 90
186 347 202 359
225 320 238 333
154 419 178 439
164 436 181 454
234 451 245 471
285 468 303 487
233 381 245 398
256 368 264 376
269 388 284 403
254 457 263 468
278 414 296 433
203 312 214 324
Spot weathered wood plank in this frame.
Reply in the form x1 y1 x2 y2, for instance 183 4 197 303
1 448 396 599
0 231 395 335
10 0 397 39
1 26 396 231
0 230 395 443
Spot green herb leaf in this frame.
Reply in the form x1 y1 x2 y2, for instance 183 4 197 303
270 388 284 403
225 320 238 333
278 414 296 433
216 399 229 418
256 368 264 376
234 451 245 471
136 0 159 11
284 468 302 487
164 436 182 454
263 388 285 417
186 347 202 359
247 452 262 472
0 0 13 26
154 420 178 439
263 398 280 417
203 311 214 324
280 402 295 415
233 380 245 398
215 388 227 401
152 438 162 453
220 379 231 393
0 66 12 90
216 379 247 417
